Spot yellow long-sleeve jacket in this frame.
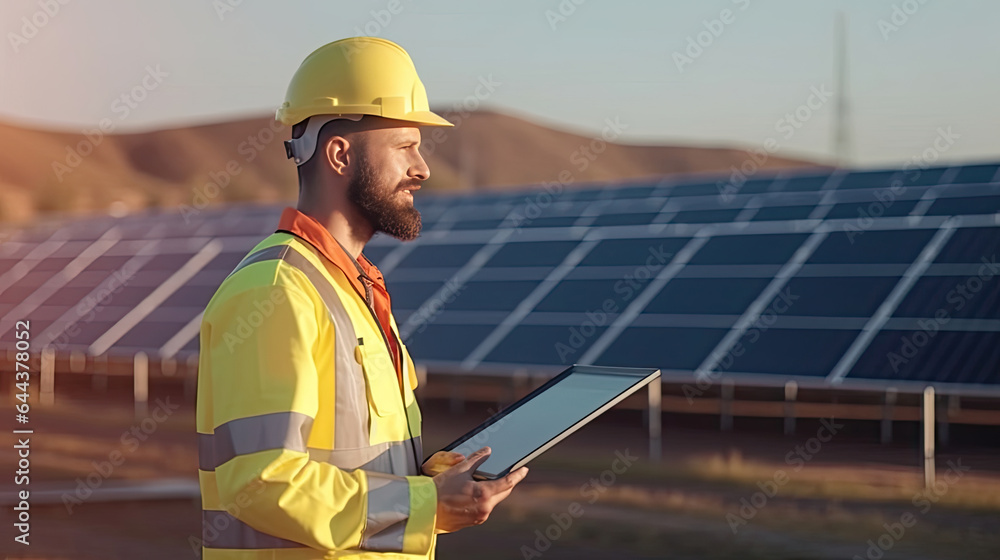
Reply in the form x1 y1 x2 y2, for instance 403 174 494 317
196 208 437 559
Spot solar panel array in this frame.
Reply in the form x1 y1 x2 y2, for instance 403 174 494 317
1 162 998 393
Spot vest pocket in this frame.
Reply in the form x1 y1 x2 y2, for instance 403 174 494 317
356 342 403 418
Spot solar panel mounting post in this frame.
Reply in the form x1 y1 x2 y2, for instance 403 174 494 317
40 347 54 406
134 351 149 420
881 388 897 445
784 381 797 436
415 364 428 395
647 376 662 462
922 386 935 491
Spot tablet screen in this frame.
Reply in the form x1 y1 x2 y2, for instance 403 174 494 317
450 368 654 478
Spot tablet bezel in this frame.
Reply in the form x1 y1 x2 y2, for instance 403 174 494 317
439 364 661 480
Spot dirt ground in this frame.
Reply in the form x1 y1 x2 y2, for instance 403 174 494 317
2 385 999 560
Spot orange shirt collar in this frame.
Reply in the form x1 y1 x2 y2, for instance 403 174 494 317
276 207 384 295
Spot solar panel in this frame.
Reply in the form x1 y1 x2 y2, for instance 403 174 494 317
565 189 608 201
593 327 728 370
668 182 723 198
30 257 76 272
729 178 777 195
518 216 582 228
160 285 218 310
37 286 95 307
57 320 122 347
670 209 742 223
2 280 50 304
405 324 497 361
776 175 830 192
141 253 203 271
934 227 1000 263
581 237 689 266
597 198 664 214
727 328 861 376
396 244 484 268
690 234 808 265
925 195 1000 216
385 281 444 310
644 278 771 315
451 218 508 230
951 164 999 184
115 319 194 349
204 251 246 272
807 229 935 264
484 240 579 267
825 199 919 220
895 166 949 187
103 286 163 308
780 276 901 317
0 257 21 273
483 324 608 365
849 330 1000 385
836 170 897 190
362 245 396 265
609 185 660 199
443 281 539 311
589 212 659 227
750 205 817 221
535 280 623 312
893 276 1000 320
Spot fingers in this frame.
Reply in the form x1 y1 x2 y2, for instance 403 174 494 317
481 467 528 510
479 466 528 494
453 447 492 474
508 466 529 483
422 451 468 476
430 450 465 464
423 463 450 476
443 451 465 465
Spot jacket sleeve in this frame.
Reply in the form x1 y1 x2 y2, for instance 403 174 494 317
203 282 437 555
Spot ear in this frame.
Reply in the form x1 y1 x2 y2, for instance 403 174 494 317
323 136 352 176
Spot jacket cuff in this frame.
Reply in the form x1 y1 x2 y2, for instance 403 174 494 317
402 475 437 555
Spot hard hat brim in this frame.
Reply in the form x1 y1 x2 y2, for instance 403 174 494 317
401 110 454 127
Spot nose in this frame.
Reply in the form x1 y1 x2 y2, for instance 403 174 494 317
409 150 430 182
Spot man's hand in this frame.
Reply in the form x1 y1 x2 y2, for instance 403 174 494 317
432 447 529 534
421 450 466 476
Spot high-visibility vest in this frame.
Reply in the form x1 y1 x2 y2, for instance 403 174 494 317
196 232 437 559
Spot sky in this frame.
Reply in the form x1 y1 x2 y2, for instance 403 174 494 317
1 0 998 168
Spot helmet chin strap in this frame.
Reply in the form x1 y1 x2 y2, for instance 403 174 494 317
284 114 364 166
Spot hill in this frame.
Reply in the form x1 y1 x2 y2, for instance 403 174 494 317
0 110 821 224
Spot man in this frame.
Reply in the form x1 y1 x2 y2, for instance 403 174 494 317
195 37 527 559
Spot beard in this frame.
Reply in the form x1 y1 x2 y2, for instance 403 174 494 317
347 155 422 241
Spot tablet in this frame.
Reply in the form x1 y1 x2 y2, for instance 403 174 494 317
439 365 660 480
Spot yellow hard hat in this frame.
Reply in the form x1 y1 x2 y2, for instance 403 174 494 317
278 37 452 165
276 36 453 128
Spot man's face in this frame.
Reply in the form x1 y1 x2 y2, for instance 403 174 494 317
347 126 429 242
